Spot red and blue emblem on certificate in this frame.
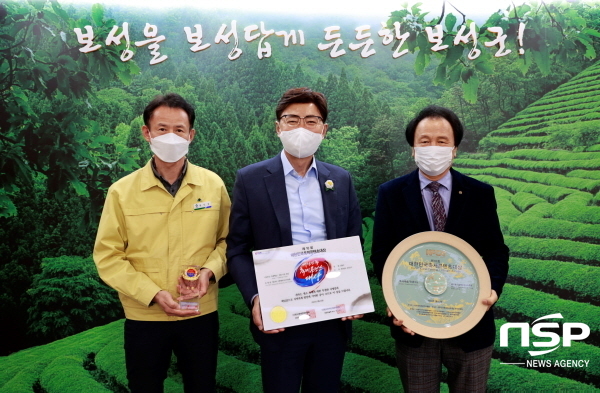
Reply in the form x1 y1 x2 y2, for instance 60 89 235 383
253 236 374 330
293 257 331 288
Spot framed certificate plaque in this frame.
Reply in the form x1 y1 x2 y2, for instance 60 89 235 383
253 236 374 330
382 231 491 339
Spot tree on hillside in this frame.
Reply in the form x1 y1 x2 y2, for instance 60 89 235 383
358 110 414 215
385 1 600 102
328 69 357 129
320 126 365 177
439 56 578 150
27 256 122 342
0 1 139 218
319 126 373 214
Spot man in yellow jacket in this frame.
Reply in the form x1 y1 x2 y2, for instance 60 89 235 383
94 93 230 393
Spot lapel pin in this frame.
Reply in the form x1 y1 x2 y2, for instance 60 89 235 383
325 180 334 191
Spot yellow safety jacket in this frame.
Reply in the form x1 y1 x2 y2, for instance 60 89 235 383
93 160 230 321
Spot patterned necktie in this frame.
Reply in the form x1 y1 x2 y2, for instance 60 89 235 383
427 181 446 231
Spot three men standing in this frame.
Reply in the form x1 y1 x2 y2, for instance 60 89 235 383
94 92 506 393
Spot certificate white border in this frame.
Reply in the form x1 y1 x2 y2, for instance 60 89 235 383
254 236 374 330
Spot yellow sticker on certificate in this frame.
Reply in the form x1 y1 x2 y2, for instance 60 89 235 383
382 232 491 339
253 236 374 330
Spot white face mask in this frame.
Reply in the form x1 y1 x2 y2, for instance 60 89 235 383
279 127 324 159
149 132 190 163
414 146 455 177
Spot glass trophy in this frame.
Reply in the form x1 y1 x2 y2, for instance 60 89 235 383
179 265 201 311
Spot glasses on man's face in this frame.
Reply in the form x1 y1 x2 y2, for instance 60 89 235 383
279 115 324 128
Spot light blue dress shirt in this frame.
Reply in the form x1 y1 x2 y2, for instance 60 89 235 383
281 150 327 245
419 170 452 231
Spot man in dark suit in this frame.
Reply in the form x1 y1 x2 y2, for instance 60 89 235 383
227 87 363 393
371 105 509 392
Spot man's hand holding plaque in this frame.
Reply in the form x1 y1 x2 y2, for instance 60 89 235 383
252 236 374 331
382 231 492 339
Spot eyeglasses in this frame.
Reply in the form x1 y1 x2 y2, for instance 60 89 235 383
279 115 324 128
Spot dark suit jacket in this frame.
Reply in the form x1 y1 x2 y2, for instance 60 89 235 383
371 168 509 352
226 154 362 347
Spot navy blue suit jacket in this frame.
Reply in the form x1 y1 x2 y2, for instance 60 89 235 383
371 168 509 352
226 154 362 347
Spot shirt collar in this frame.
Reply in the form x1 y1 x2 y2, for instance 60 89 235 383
419 169 452 191
151 157 188 186
280 150 318 177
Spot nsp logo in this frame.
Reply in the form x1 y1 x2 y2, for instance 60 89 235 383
499 313 590 356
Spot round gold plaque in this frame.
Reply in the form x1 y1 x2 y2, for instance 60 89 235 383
382 231 491 339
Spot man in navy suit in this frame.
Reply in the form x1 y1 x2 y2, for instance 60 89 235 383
227 87 363 393
371 105 509 392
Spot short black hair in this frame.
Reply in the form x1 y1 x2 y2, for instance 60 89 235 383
143 93 195 129
405 105 464 147
276 87 328 122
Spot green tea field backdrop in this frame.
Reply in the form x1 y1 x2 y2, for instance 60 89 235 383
0 0 599 391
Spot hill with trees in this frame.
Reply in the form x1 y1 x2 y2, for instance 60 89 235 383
1 0 599 391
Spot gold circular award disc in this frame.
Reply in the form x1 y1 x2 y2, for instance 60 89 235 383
382 231 491 339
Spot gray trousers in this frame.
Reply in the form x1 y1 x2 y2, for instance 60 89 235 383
395 337 493 392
